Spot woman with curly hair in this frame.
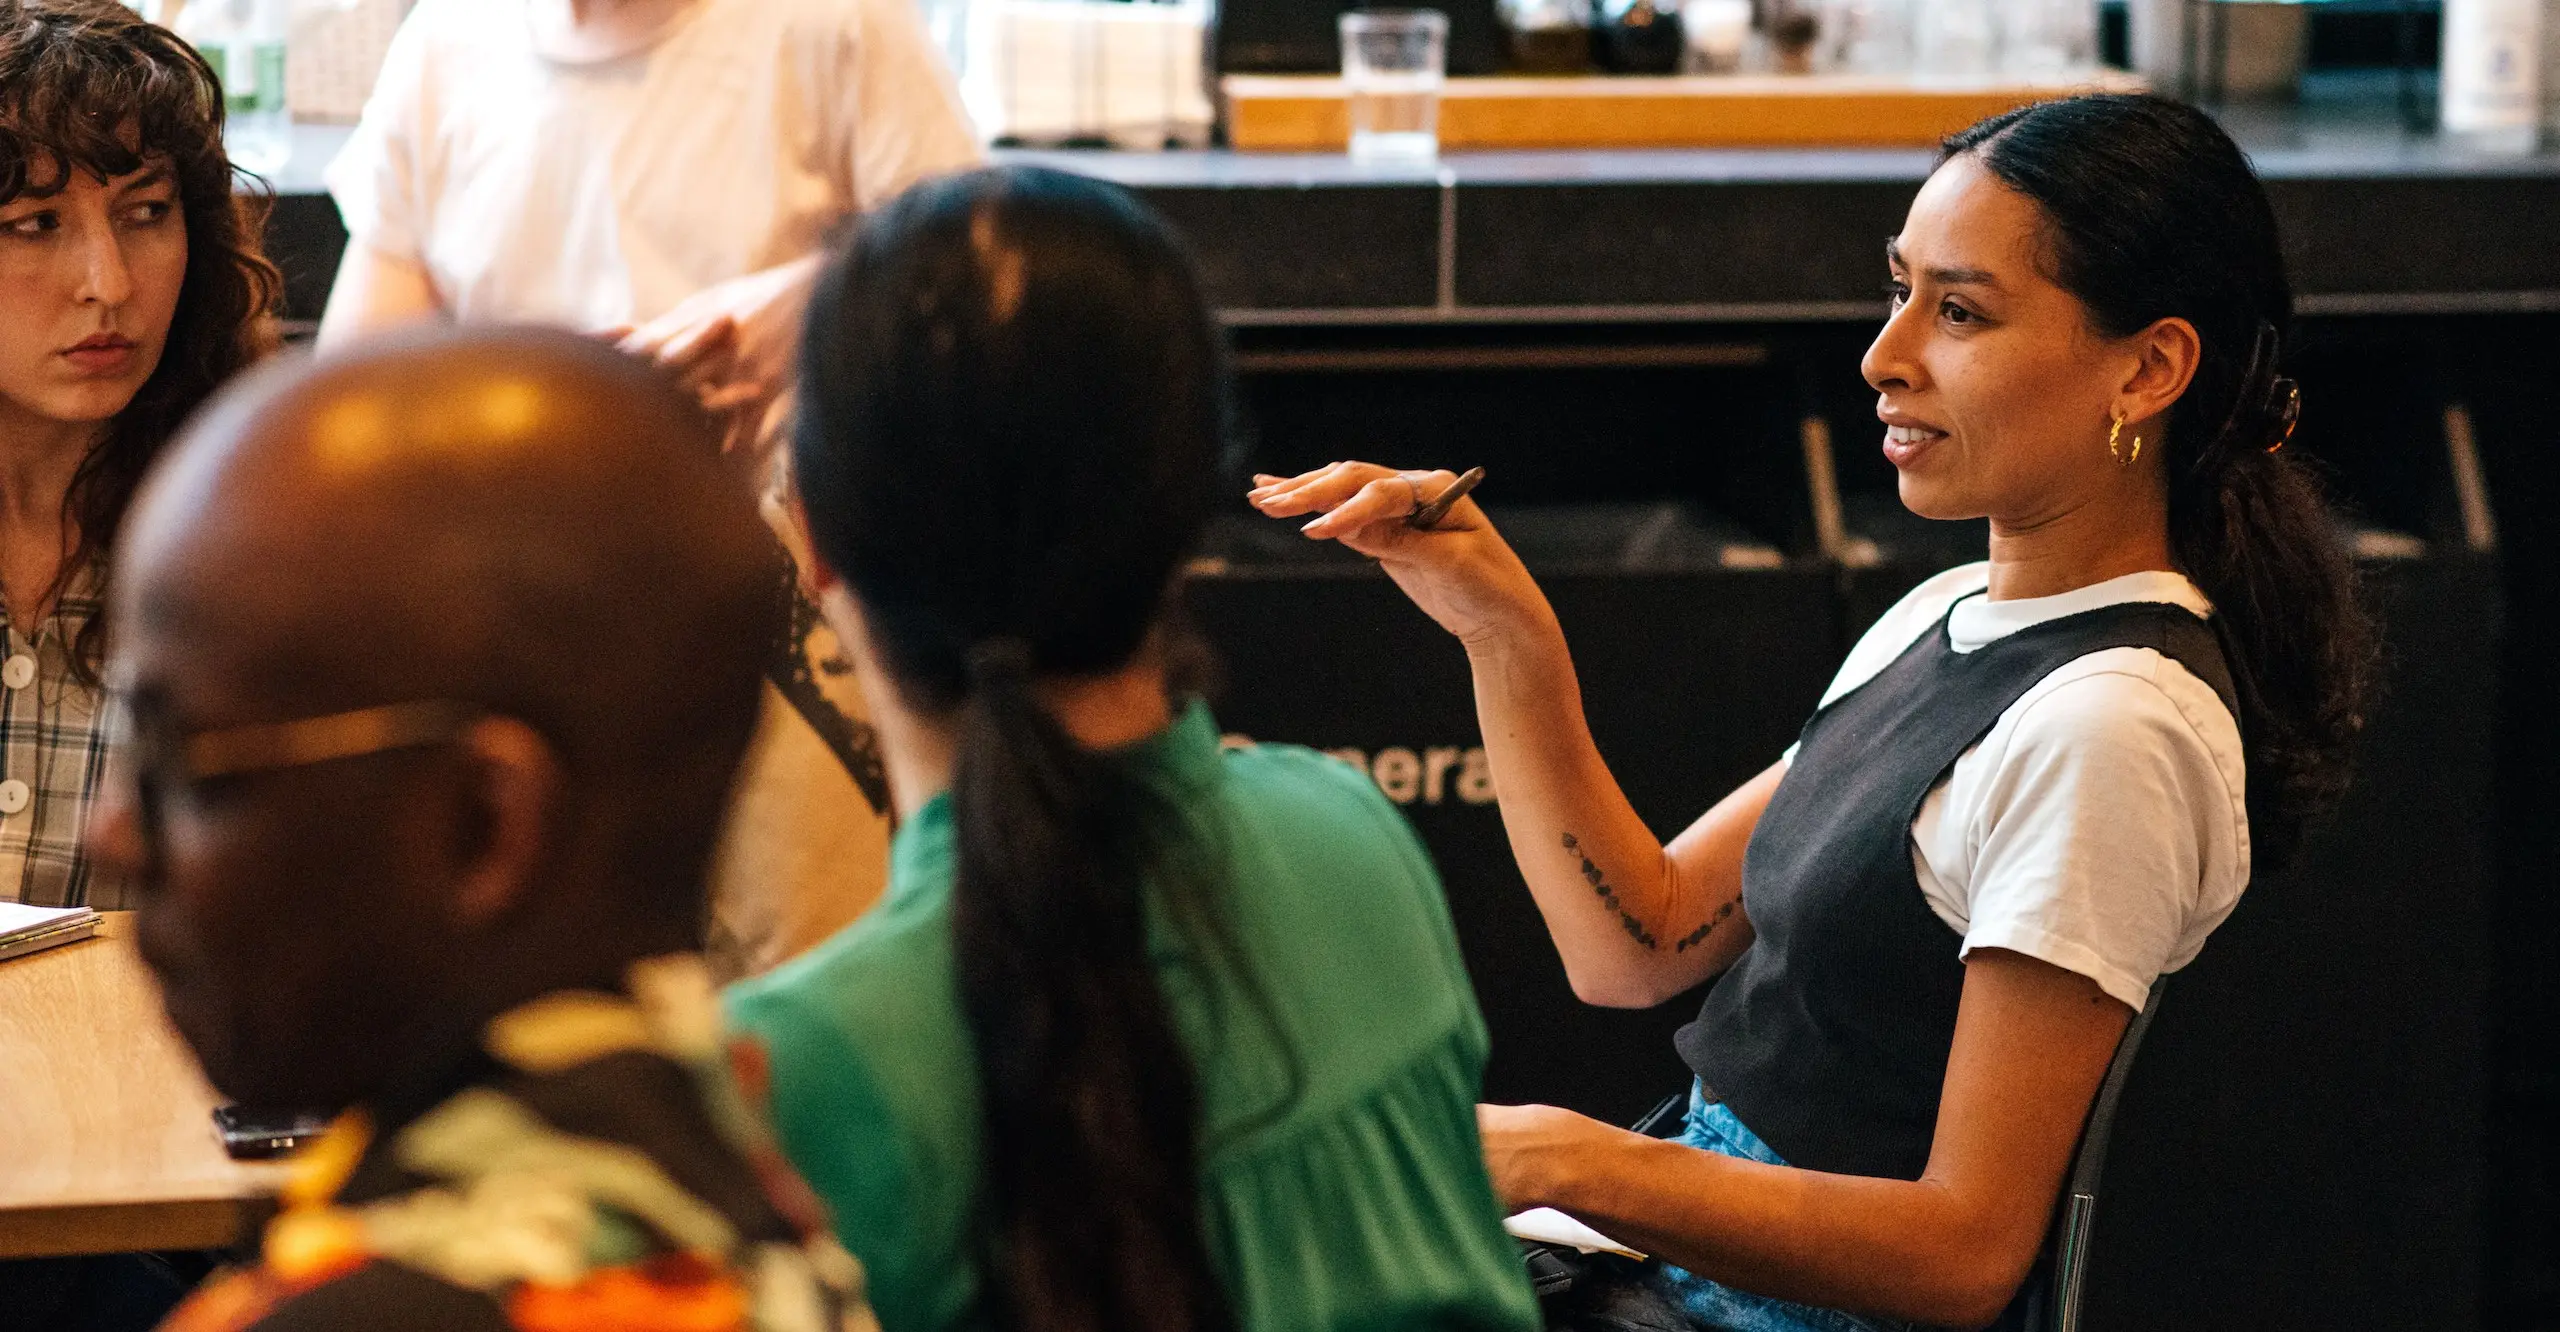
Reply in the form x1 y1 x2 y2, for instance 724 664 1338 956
0 0 276 912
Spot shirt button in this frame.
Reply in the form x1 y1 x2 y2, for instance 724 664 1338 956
2 655 33 690
0 779 28 814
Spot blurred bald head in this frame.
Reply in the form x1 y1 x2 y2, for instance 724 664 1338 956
103 327 777 1110
121 326 774 783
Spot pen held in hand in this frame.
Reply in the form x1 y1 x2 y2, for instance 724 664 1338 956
1407 466 1485 530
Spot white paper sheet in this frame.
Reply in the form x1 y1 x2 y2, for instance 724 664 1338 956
1505 1207 1647 1260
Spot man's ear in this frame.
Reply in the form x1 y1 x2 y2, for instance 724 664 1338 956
448 717 562 930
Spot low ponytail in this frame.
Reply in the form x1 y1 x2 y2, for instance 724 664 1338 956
2164 325 2371 868
949 638 1232 1332
792 167 1252 1332
1944 95 2376 871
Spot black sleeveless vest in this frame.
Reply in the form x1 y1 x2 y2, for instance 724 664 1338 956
1676 597 2239 1182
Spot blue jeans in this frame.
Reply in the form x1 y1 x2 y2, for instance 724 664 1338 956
1644 1083 1917 1332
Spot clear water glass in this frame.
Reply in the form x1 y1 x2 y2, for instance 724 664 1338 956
1340 9 1448 164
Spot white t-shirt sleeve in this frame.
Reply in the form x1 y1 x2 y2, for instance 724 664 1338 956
1950 662 2247 1011
836 0 984 212
324 1 437 260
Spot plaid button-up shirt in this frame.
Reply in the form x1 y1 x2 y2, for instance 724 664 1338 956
1 563 127 908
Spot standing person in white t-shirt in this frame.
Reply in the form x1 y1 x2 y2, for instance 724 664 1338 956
1251 94 2374 1331
318 0 983 977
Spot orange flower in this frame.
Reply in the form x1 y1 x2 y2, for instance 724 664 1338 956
508 1253 751 1332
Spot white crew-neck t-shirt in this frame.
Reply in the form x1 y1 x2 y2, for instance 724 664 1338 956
327 0 983 330
1790 564 2251 1011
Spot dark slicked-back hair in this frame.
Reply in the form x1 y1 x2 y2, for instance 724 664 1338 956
1 0 280 675
1943 94 2373 873
796 166 1245 1332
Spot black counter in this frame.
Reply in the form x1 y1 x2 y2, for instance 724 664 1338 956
257 74 2560 325
1010 79 2560 324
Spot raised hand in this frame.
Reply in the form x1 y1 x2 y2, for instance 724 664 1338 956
1246 461 1549 650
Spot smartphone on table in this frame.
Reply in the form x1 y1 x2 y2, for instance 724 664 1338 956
211 1105 330 1160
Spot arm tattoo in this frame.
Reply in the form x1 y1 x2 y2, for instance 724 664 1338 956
1674 898 1738 954
1561 832 1657 950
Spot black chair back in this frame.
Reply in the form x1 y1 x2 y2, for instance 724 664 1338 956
2007 978 2168 1332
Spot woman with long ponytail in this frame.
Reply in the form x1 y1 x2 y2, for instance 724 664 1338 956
1255 94 2372 1329
727 166 1541 1332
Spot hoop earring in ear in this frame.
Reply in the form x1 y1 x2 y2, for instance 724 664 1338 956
2108 415 2142 466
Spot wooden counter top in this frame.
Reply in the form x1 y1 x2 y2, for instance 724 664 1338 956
1223 71 2150 151
0 913 285 1258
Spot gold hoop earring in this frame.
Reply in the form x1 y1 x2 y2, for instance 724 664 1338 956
2108 416 2142 466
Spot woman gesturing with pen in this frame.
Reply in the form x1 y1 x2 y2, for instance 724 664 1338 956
1251 95 2371 1331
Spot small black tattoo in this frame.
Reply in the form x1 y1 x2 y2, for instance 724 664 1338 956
1675 898 1738 953
1562 832 1657 950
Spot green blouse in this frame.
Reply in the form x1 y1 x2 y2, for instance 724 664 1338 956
725 702 1540 1332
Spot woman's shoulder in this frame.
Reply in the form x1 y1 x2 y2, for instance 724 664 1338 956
1216 736 1410 822
1191 733 1482 1043
724 888 959 1072
1210 739 1444 887
1962 650 2250 895
721 920 963 1332
1996 647 2247 791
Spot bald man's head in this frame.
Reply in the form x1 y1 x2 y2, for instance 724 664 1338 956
124 327 774 744
99 326 777 1111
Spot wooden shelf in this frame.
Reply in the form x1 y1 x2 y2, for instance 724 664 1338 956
1223 71 2150 151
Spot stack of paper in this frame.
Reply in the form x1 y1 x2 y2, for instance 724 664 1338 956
961 0 1213 149
0 902 101 963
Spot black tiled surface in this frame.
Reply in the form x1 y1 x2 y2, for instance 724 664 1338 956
1451 179 1915 311
1138 184 1442 312
257 166 2560 317
2270 175 2560 301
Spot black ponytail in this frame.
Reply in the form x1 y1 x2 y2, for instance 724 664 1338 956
949 636 1230 1332
1943 94 2375 872
793 167 1241 1332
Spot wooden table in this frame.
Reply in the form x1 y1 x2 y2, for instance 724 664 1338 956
0 914 285 1257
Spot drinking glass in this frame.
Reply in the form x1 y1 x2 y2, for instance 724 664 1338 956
1340 9 1448 163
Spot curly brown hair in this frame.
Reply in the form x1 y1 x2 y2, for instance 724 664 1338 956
0 0 281 676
